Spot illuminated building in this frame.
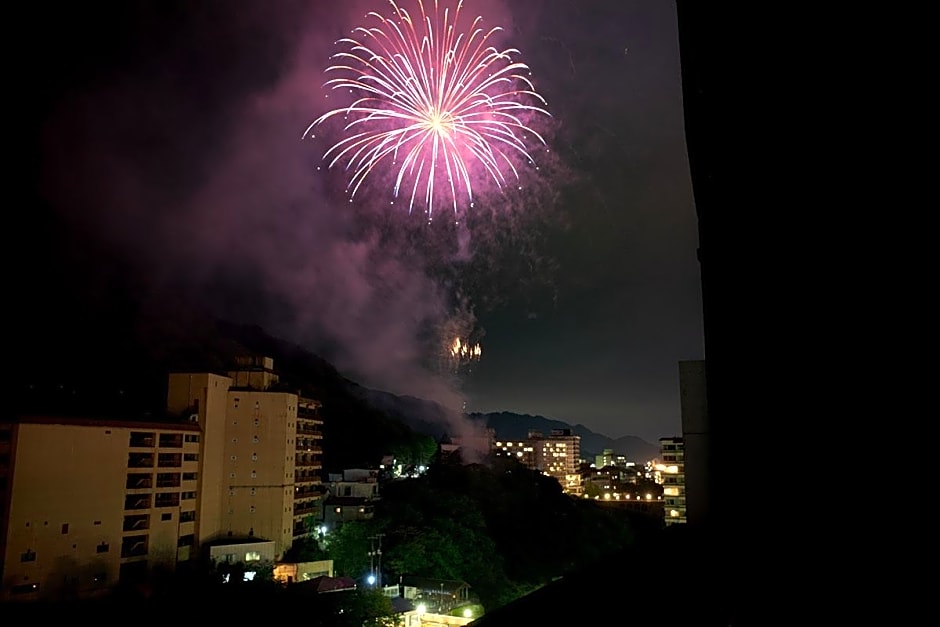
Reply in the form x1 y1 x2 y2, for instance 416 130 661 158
531 429 583 496
323 469 379 529
491 430 582 495
492 440 535 467
0 417 202 599
1 356 325 600
658 437 686 525
595 448 614 469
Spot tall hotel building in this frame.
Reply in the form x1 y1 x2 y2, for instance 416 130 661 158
0 356 324 601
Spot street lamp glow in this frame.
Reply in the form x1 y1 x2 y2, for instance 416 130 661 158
417 603 427 615
367 574 376 585
463 608 473 618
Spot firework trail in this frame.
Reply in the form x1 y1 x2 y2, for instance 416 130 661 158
306 0 551 219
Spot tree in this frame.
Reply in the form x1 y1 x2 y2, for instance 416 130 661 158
283 536 328 563
326 520 382 578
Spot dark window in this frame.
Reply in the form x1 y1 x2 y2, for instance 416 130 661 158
158 433 183 448
157 453 182 468
61 523 69 534
21 549 36 562
97 542 110 553
154 493 180 508
179 510 196 523
156 472 181 488
183 453 199 462
161 513 172 521
182 472 198 481
129 432 155 447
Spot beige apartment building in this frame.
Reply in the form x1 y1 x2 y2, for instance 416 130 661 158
165 356 324 555
1 356 325 601
0 417 201 600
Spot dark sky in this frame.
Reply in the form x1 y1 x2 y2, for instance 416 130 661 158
15 0 702 444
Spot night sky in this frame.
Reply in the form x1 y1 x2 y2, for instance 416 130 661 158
15 0 702 444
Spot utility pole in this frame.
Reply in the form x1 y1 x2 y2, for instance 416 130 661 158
368 534 384 586
373 534 385 587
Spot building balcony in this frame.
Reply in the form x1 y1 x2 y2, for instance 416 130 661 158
295 473 319 484
124 495 152 510
154 493 180 508
295 485 322 497
129 432 155 448
156 473 181 488
296 426 323 435
121 535 149 558
123 514 150 532
293 503 319 516
295 457 322 468
295 444 324 455
126 473 153 489
128 453 155 468
158 433 183 448
157 453 182 468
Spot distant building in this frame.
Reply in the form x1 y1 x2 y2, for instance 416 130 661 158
207 538 276 567
400 576 472 614
659 437 686 525
322 469 379 529
273 559 334 584
595 448 615 469
491 429 582 496
493 440 535 467
531 429 583 496
323 496 375 527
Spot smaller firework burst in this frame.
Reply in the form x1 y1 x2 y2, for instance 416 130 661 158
440 335 482 376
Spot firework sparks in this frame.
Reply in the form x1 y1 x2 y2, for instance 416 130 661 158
306 0 551 218
450 336 482 361
446 336 482 374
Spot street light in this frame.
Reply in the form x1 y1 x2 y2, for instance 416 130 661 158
367 574 376 585
416 603 427 615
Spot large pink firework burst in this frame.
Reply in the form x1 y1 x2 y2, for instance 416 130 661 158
306 0 551 220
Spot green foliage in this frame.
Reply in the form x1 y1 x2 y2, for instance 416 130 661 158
283 536 328 563
583 480 603 499
325 519 382 578
366 456 636 610
388 433 438 466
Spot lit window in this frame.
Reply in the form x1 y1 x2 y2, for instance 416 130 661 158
245 551 261 562
670 509 680 518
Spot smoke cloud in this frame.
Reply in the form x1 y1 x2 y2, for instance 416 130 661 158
37 0 566 453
